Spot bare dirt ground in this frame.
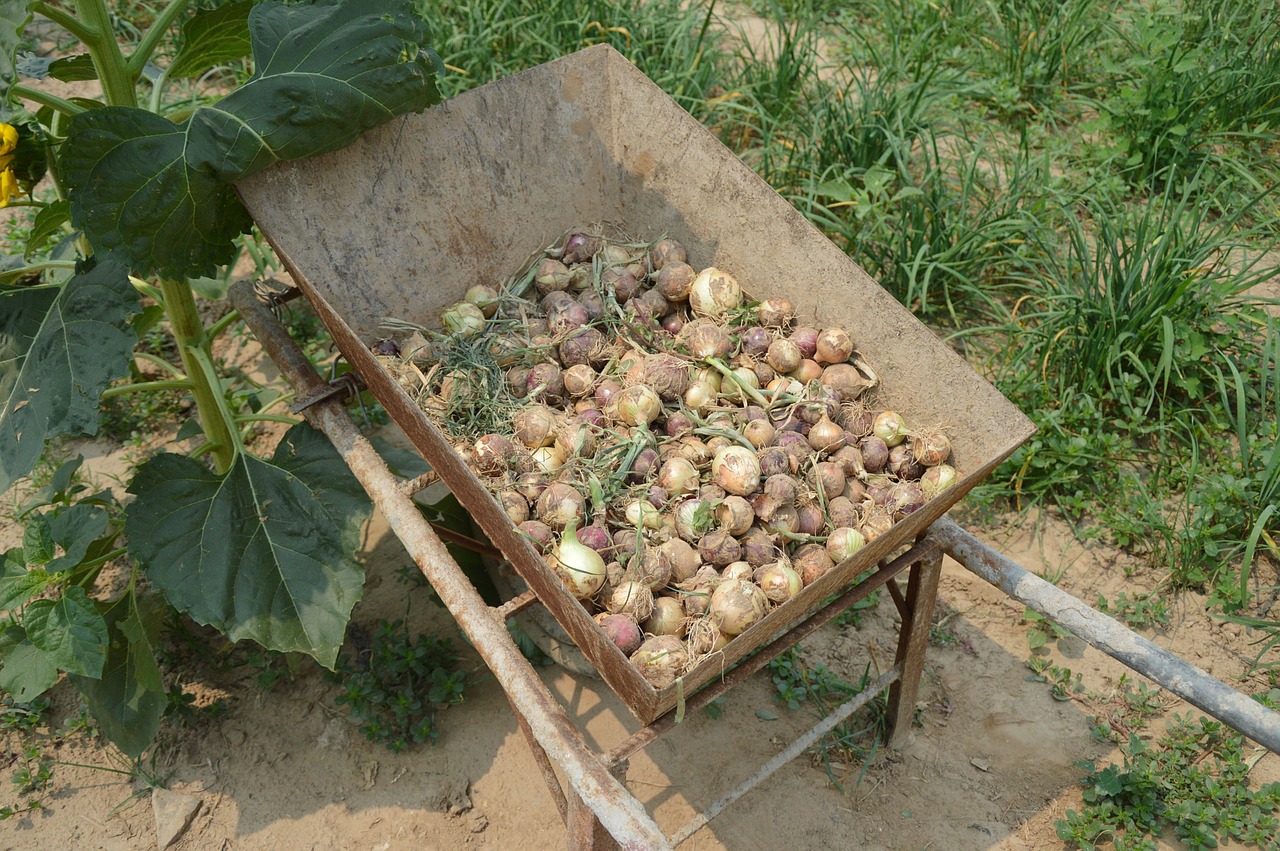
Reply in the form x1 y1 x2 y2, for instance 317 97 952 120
1 419 1277 850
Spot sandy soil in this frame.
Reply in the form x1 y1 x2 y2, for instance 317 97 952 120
1 425 1277 851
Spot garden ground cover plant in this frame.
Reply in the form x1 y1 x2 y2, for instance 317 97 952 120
0 0 1278 848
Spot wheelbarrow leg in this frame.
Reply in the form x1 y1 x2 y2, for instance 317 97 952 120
567 760 627 851
885 544 942 747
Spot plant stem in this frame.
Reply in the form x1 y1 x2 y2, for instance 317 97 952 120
99 379 191 399
206 308 241 341
159 278 237 472
128 0 190 80
133 352 185 378
234 414 297 425
30 2 96 43
73 0 138 107
11 84 86 117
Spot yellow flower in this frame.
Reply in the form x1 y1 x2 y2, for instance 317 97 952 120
0 168 16 208
0 123 18 207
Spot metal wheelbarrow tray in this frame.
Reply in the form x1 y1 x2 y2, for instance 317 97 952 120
236 44 1036 724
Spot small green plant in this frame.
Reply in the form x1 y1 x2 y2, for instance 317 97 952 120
332 619 468 753
1025 655 1082 701
1057 714 1280 849
1097 592 1170 630
1023 608 1071 651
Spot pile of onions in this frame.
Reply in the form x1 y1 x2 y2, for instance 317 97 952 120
381 230 958 688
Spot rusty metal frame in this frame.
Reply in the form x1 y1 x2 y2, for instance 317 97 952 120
230 280 948 849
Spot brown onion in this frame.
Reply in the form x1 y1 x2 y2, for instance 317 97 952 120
680 319 734 360
754 563 802 604
643 597 687 638
709 579 768 635
819 363 866 401
911 429 952 467
642 354 690 401
499 491 529 525
743 418 776 449
765 338 802 374
826 527 867 564
659 538 700 583
716 496 755 536
827 496 859 530
794 544 834 586
814 327 854 364
712 446 762 496
796 502 825 536
698 530 742 566
563 363 597 398
630 635 689 688
655 260 696 301
808 462 846 498
756 297 794 328
536 482 585 530
649 238 687 272
807 415 845 453
513 406 558 449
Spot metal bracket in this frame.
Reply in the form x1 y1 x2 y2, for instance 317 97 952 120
288 373 364 414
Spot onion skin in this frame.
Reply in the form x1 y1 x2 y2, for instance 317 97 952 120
643 354 690 401
615 384 663 427
680 320 734 360
631 635 689 688
716 496 755 536
819 363 865 401
473 433 515 475
710 579 769 635
712 446 762 496
513 406 559 449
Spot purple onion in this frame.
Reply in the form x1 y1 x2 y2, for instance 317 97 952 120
628 448 659 483
547 298 589 335
860 436 889 473
578 523 614 555
563 232 600 264
740 327 773 357
757 446 791 477
597 613 643 656
559 327 606 368
576 407 605 428
579 289 605 321
661 313 685 334
370 338 400 357
790 327 819 359
645 484 668 509
595 379 623 409
888 444 924 480
517 520 555 553
665 411 694 438
891 481 925 517
796 502 825 536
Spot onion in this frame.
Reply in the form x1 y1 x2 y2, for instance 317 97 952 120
505 365 531 398
579 524 614 555
637 287 673 319
643 597 688 638
680 320 733 360
612 529 640 564
741 419 775 450
796 501 825 536
441 301 485 337
464 284 499 318
756 298 794 328
472 433 514 475
556 422 597 459
660 313 685 335
843 477 867 502
841 403 874 437
762 502 799 536
712 446 762 496
607 581 655 621
515 472 548 504
596 613 643 656
526 362 565 405
790 327 819 359
563 363 597 398
763 473 798 505
550 520 607 599
559 327 607 368
665 412 695 438
514 404 560 447
547 298 589 335
754 563 802 604
921 464 958 499
789 358 823 384
643 354 690 401
710 579 768 635
518 520 554 552
775 431 810 468
579 289 605 319
595 379 623 410
606 268 643 303
827 496 858 528
685 616 729 657
683 381 717 413
649 238 688 272
814 327 853 364
625 499 664 530
757 446 791 477
793 544 834 586
628 448 659 483
740 326 773 357
740 527 776 567
630 635 689 688
911 429 952 467
887 444 923 480
716 496 755 536
765 338 802 374
819 363 866 401
535 257 573 294
831 445 866 479
807 415 845 453
689 267 742 318
536 482 585 530
860 507 894 542
659 538 700 583
499 491 529 525
826 527 866 564
873 410 907 447
614 384 662 427
562 232 601 264
729 366 760 393
673 498 713 543
698 530 742 567
678 565 721 617
530 445 565 473
808 462 846 499
657 457 700 495
655 261 696 301
890 481 925 517
859 436 889 473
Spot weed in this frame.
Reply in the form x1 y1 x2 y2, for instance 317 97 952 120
1097 592 1170 630
1025 655 1083 702
331 619 468 752
1057 714 1280 849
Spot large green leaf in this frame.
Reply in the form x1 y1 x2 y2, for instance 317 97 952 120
168 1 253 79
63 0 440 280
24 585 108 678
126 422 371 668
46 503 111 572
0 625 58 702
0 257 139 494
0 562 47 609
73 594 166 759
0 2 33 103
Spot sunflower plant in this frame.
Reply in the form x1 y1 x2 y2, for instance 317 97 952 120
0 0 441 758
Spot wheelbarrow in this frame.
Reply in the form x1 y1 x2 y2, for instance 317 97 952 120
229 45 1280 848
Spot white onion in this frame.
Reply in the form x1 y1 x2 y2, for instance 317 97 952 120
689 267 743 318
872 410 906 447
753 563 802 604
530 445 565 472
550 521 607 600
712 446 761 496
441 301 485 337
